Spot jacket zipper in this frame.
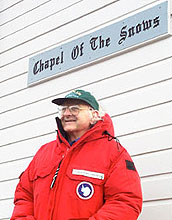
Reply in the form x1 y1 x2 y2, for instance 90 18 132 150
50 159 63 189
50 149 74 220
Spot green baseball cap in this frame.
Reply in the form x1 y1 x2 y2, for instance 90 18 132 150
52 89 99 110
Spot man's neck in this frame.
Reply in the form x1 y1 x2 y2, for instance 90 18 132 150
69 137 80 146
67 130 86 142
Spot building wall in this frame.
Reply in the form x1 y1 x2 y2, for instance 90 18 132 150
0 0 172 219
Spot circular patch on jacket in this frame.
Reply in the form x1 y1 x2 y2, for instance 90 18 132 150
76 181 94 200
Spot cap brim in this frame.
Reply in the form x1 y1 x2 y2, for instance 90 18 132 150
52 98 68 105
52 97 86 106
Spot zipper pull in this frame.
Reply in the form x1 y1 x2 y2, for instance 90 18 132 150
50 159 63 189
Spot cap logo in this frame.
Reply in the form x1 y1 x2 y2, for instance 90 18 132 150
76 182 94 200
73 90 81 96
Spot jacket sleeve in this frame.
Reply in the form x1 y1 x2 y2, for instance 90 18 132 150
10 161 36 220
89 149 142 220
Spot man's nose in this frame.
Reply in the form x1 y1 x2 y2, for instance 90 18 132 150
63 107 72 116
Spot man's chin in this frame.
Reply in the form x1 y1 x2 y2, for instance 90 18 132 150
63 126 76 133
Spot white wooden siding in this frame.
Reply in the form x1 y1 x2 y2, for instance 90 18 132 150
0 0 172 219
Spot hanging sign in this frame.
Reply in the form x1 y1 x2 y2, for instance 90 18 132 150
28 1 170 85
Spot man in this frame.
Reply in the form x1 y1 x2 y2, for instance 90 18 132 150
11 89 142 220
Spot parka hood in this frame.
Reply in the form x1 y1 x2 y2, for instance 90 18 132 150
101 113 115 137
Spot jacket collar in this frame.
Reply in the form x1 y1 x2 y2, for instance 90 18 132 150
55 113 115 146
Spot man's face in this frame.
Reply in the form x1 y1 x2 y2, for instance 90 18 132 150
60 100 93 141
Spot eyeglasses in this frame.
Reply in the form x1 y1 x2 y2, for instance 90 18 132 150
58 105 93 117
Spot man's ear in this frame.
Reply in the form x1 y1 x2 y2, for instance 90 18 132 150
90 110 100 125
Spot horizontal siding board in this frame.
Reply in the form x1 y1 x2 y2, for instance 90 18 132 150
0 0 51 26
120 125 172 155
0 133 55 164
0 114 57 147
0 0 157 53
0 56 172 114
0 0 82 39
0 158 32 182
0 0 23 12
139 201 172 220
0 59 27 83
0 74 26 98
141 174 172 201
112 102 172 136
0 179 18 200
89 56 172 101
100 79 172 115
0 198 14 219
0 98 57 130
0 102 171 148
133 149 172 177
0 0 118 52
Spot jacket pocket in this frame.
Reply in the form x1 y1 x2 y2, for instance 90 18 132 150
66 166 106 201
65 167 105 218
29 164 56 203
29 164 55 181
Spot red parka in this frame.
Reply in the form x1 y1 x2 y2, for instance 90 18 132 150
11 114 142 220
